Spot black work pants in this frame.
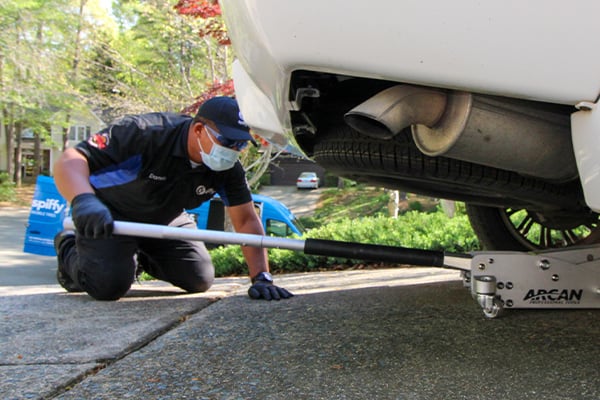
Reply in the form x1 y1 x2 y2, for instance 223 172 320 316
62 213 214 300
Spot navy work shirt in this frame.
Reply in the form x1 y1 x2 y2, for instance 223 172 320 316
75 112 252 225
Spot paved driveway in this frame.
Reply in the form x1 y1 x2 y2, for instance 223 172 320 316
1 205 599 399
259 185 323 217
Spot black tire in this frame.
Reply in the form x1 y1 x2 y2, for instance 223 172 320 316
466 204 600 251
311 124 583 209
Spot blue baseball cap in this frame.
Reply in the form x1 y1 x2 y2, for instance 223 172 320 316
195 97 255 144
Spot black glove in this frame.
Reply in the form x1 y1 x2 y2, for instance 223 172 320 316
248 273 293 301
70 193 114 239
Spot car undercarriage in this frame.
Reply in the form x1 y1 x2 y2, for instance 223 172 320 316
287 71 600 251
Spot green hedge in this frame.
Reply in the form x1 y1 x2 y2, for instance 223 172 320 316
210 209 480 277
0 172 16 201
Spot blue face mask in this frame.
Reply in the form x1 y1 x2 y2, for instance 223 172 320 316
198 129 240 171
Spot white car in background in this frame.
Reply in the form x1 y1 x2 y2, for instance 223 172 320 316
221 1 600 251
296 172 320 190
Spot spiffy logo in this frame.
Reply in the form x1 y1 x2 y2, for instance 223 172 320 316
31 198 66 214
523 289 583 305
88 132 110 149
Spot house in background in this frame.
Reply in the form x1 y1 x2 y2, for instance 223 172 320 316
0 108 105 181
1 107 330 187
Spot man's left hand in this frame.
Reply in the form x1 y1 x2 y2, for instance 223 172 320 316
248 272 293 300
248 280 293 301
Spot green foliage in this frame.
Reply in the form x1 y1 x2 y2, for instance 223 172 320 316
0 0 88 143
253 172 271 188
83 0 226 118
132 184 481 279
209 209 480 277
210 244 248 277
297 215 320 230
313 186 390 221
1 0 230 132
0 173 16 201
208 185 479 277
408 201 423 212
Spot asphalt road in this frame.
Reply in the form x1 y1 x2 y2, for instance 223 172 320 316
258 185 323 217
1 202 599 399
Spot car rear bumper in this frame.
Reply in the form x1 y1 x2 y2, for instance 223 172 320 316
222 0 600 211
223 0 600 130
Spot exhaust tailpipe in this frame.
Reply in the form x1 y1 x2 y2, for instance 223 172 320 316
344 85 447 139
344 84 577 182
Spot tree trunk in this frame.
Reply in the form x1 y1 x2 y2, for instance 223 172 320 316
0 108 5 169
246 144 273 189
0 42 11 176
62 116 70 152
60 0 86 152
5 106 15 179
33 132 41 179
14 121 22 187
203 37 216 82
388 189 400 218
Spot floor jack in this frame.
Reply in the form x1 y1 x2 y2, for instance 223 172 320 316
64 218 599 318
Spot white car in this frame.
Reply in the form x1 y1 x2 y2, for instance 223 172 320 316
296 172 320 190
221 1 600 251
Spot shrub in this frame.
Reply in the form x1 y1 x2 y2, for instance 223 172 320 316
209 209 480 277
297 215 320 230
0 172 16 202
408 200 423 212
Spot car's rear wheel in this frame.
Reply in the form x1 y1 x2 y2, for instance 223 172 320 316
465 204 600 251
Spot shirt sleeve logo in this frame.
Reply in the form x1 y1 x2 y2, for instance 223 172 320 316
195 185 216 196
88 132 110 149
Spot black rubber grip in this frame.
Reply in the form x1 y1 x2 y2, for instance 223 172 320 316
304 238 445 267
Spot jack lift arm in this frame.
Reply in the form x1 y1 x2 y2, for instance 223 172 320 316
64 219 599 318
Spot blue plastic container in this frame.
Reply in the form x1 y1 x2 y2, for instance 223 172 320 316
23 176 68 256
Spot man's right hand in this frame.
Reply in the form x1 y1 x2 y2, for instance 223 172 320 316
70 193 114 239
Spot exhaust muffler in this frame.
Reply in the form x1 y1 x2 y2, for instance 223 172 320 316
344 85 577 181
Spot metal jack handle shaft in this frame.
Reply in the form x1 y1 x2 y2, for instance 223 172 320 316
63 218 471 271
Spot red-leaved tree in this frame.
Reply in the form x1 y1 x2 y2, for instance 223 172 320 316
175 0 233 114
174 0 276 189
179 80 235 115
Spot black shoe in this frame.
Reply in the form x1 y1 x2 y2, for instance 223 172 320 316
54 230 83 292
